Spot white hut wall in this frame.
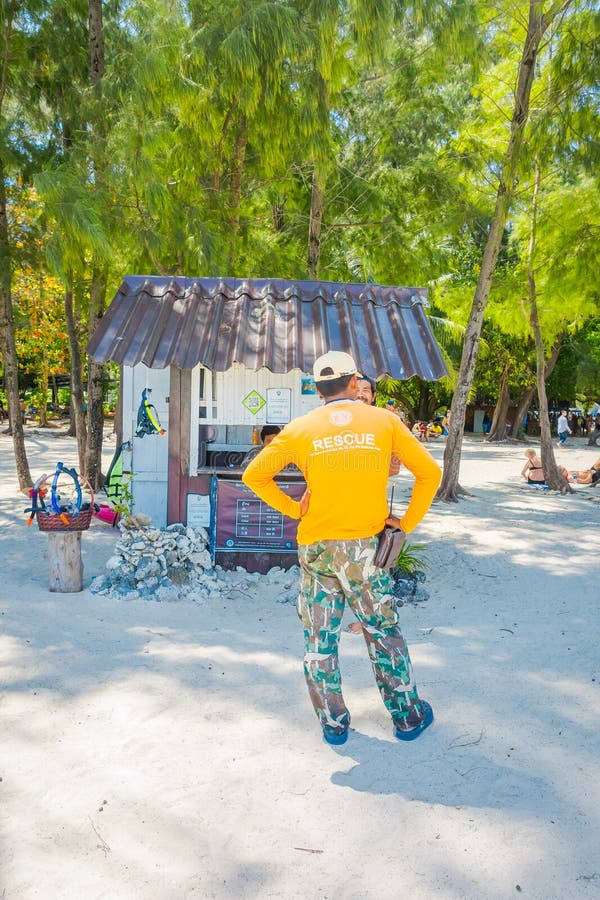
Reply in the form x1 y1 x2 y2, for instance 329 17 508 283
189 363 319 471
122 363 170 527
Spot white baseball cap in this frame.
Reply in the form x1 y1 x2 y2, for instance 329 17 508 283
313 351 358 382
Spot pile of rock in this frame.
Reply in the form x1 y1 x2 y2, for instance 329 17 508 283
91 516 222 603
90 516 302 604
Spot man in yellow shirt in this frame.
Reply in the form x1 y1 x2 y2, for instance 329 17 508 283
242 351 441 744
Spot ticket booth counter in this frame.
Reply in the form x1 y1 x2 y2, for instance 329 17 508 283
167 361 314 571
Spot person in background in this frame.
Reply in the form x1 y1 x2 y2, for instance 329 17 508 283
569 412 578 436
241 425 281 468
356 374 377 406
562 458 600 485
521 448 546 484
412 420 428 441
556 409 571 448
442 410 451 435
260 425 281 446
243 350 441 744
356 375 401 475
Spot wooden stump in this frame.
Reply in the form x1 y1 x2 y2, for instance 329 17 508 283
47 531 83 592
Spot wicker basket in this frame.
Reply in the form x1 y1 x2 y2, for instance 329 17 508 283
36 474 94 533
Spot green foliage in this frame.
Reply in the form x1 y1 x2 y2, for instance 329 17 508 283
113 473 134 520
34 166 112 277
0 0 597 426
392 542 428 578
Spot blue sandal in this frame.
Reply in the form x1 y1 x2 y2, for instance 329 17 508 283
394 701 434 741
323 729 348 745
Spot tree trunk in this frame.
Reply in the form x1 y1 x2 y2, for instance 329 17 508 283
85 266 107 489
212 100 235 194
510 382 537 439
486 365 512 442
0 162 32 490
508 333 563 438
226 115 248 272
272 200 285 232
527 166 570 492
416 381 432 420
88 0 104 86
65 278 87 463
0 2 31 488
437 0 548 502
114 368 123 444
66 394 77 437
307 169 325 279
37 350 49 427
84 0 107 490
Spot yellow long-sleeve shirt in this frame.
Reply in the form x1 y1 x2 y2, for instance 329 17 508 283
242 400 441 545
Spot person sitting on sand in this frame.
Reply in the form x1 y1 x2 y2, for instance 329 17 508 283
412 420 429 441
521 449 546 484
522 450 600 486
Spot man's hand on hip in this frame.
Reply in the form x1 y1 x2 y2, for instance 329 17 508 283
385 515 405 532
300 488 311 517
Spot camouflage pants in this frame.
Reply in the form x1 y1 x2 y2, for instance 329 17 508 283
297 538 425 736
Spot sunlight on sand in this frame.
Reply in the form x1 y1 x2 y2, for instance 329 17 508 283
140 640 299 674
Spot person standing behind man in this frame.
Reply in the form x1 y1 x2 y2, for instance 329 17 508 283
242 351 441 745
356 373 401 476
241 425 282 468
557 409 571 448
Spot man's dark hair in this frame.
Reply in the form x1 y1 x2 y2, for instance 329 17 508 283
261 425 281 442
316 373 354 397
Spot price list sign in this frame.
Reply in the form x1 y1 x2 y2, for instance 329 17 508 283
236 498 283 539
215 479 304 554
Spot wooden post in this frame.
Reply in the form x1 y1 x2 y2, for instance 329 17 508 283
47 532 83 592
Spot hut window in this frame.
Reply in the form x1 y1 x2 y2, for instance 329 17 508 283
198 366 218 421
212 370 218 417
199 368 207 418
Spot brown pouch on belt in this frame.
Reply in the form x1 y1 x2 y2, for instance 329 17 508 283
373 484 405 569
374 525 405 569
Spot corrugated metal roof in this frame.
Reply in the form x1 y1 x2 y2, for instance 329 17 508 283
87 276 447 381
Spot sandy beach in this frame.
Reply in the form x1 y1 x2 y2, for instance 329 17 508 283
1 428 599 900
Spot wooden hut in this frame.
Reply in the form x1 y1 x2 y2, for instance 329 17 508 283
88 276 447 571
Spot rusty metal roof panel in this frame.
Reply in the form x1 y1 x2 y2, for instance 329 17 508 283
87 276 447 380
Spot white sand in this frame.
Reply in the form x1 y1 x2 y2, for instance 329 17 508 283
1 429 599 899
